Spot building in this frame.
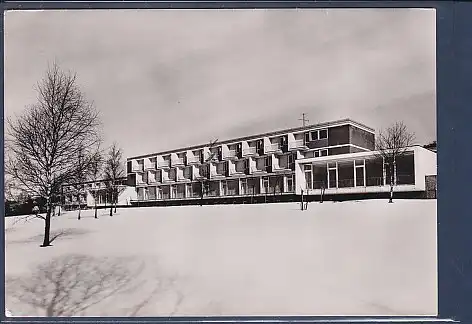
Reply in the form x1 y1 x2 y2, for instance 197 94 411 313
62 177 137 210
125 118 436 206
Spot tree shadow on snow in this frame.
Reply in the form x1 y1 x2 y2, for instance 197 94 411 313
5 228 92 246
5 254 185 317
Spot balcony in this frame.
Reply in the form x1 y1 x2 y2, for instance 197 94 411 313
132 164 144 172
242 147 258 157
223 149 237 160
158 161 171 169
144 160 157 170
171 158 185 167
289 139 308 151
187 156 201 165
265 143 282 154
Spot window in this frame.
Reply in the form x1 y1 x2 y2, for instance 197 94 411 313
265 156 272 167
241 179 248 195
304 132 310 143
314 150 320 158
222 181 228 196
319 129 328 139
320 149 328 157
304 166 313 190
262 177 269 194
171 186 177 199
286 175 295 192
304 164 312 171
356 167 365 187
310 131 318 141
327 162 337 188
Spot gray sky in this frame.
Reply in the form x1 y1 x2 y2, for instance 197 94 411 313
5 9 436 158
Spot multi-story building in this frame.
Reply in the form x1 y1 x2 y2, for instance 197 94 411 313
126 118 436 206
62 177 136 210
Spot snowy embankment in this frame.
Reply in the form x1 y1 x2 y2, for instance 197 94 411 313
5 200 437 317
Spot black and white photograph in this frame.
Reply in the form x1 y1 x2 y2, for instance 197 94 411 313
4 8 437 317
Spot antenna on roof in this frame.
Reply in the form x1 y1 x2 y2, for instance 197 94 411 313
299 113 309 127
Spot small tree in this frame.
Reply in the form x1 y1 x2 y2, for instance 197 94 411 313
104 143 126 216
320 180 326 203
75 146 87 220
375 121 415 203
89 151 104 219
6 63 101 247
198 139 218 206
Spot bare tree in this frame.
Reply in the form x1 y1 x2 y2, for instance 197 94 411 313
374 121 415 203
104 143 126 216
5 62 102 247
75 146 88 220
89 151 104 219
197 139 218 206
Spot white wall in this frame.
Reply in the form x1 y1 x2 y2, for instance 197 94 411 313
413 146 437 191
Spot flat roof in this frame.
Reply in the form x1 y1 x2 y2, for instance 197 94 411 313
127 118 376 161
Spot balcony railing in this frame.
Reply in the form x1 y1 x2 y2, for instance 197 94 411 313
133 165 144 172
265 143 281 153
158 161 170 168
243 147 258 156
144 162 157 170
171 158 185 166
289 140 308 150
187 156 200 164
223 150 237 160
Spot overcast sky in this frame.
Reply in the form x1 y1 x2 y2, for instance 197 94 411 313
5 9 436 159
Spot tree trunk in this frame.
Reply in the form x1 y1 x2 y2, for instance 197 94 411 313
109 206 113 216
78 206 81 220
94 200 98 219
41 201 52 247
301 190 304 211
389 165 394 203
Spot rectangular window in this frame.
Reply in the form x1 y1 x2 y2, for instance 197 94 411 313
241 179 247 195
286 175 294 192
314 150 320 158
356 167 365 187
304 164 312 171
319 129 328 139
305 170 313 190
262 177 269 194
222 181 227 196
310 131 318 141
265 156 272 167
328 169 337 188
304 132 310 143
320 149 328 157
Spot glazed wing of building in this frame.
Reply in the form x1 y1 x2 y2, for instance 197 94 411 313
295 145 437 196
127 119 378 202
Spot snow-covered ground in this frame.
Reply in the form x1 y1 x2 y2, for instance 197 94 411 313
5 200 437 317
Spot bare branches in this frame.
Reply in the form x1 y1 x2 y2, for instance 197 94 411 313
375 121 415 163
6 62 102 245
103 143 126 214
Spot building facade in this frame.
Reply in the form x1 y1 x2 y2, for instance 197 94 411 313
125 118 435 206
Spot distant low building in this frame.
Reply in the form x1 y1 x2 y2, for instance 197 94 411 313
61 177 137 209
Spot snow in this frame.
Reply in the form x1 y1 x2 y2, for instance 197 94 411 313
5 200 437 317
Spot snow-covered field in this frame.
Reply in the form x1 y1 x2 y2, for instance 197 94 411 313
5 200 437 317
